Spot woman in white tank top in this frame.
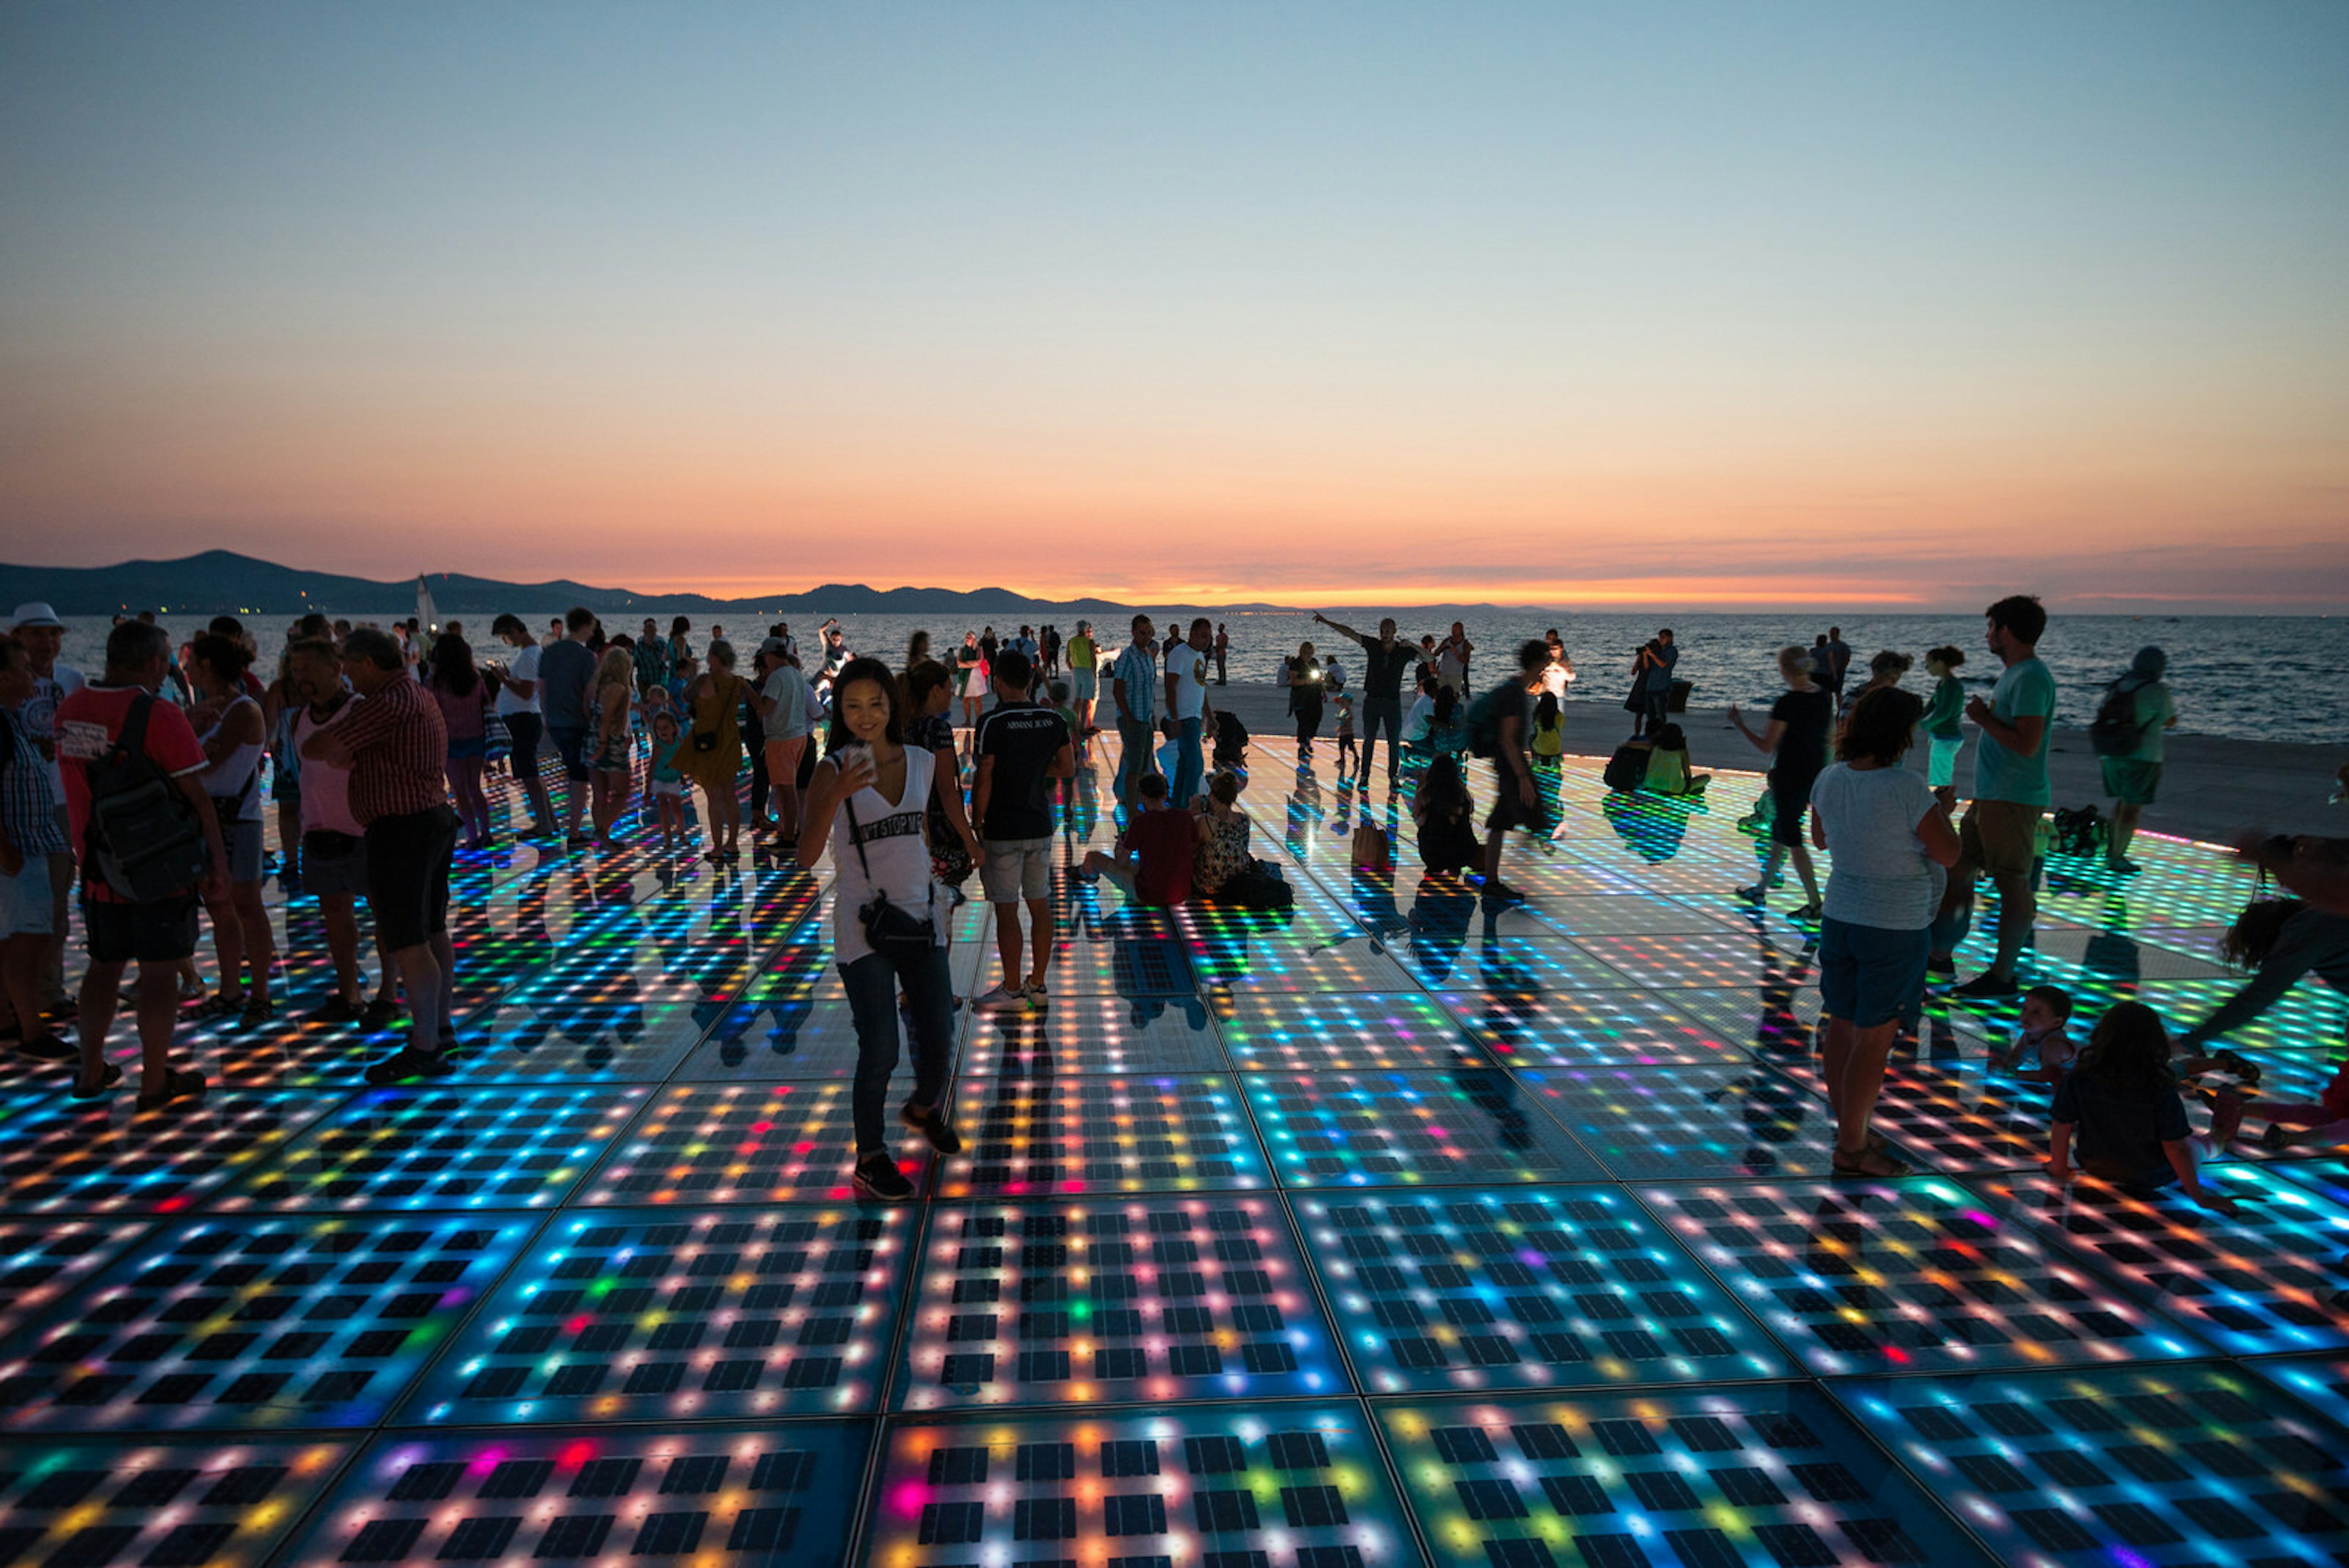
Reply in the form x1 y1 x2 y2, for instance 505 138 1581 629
797 656 962 1201
188 631 278 1024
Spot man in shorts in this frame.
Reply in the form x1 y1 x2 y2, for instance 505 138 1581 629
536 606 598 847
55 621 229 1105
304 628 459 1083
1480 640 1551 905
970 649 1073 1013
1935 594 2057 999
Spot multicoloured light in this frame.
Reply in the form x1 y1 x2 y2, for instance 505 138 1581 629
1835 1363 2349 1567
0 1435 353 1568
5 746 2343 1559
936 1074 1269 1197
0 1212 538 1432
897 1195 1341 1408
577 1082 923 1205
216 1085 647 1212
868 1402 1416 1566
1243 1069 1605 1186
1297 1187 1785 1391
1641 1179 2207 1374
280 1420 872 1565
403 1205 910 1423
1378 1386 1984 1567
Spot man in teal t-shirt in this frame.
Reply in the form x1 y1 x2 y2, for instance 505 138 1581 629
1935 594 2057 998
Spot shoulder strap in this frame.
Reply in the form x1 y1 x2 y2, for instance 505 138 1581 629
119 689 156 764
839 792 874 882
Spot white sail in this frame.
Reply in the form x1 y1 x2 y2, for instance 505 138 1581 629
415 575 439 634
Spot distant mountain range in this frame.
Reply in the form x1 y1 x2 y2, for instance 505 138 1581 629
0 550 1297 620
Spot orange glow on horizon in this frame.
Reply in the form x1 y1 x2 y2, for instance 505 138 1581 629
618 574 1936 609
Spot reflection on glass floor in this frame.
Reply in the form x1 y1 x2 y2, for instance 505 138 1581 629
1 744 2344 1563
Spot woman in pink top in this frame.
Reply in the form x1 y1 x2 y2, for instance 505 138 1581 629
428 634 494 849
288 640 398 1025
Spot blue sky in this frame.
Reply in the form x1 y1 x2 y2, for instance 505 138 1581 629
4 2 2343 607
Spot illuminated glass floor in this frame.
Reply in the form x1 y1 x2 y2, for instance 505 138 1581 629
4 743 2347 1564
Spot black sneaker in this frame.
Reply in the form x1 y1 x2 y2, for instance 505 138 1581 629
852 1154 914 1202
901 1102 962 1154
14 1031 75 1062
364 1046 455 1086
361 997 401 1031
307 995 363 1024
1951 972 2021 1001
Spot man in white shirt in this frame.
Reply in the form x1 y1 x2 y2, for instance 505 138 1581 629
484 614 554 836
1162 617 1215 810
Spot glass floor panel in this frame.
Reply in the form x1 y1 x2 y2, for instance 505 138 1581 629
277 1419 872 1567
0 1435 355 1568
894 1194 1344 1408
13 751 2347 1562
1377 1383 1994 1567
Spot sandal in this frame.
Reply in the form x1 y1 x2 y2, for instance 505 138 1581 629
71 1062 122 1100
1831 1145 1911 1179
135 1066 207 1112
2211 1049 2261 1088
190 994 240 1020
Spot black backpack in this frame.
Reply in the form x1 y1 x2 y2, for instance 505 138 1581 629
2050 804 2107 857
83 694 212 903
1465 682 1517 758
1603 741 1652 792
2089 682 2147 757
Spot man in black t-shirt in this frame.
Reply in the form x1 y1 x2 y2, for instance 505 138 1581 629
971 650 1074 1014
1313 611 1430 787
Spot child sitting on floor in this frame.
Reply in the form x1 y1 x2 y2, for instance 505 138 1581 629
1078 774 1196 907
2047 1001 2237 1214
1641 722 1710 797
1412 755 1480 877
1991 984 2077 1082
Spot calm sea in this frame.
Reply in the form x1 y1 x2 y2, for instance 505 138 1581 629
48 609 2343 746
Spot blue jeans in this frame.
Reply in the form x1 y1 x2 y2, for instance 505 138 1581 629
839 943 956 1154
1116 716 1157 804
1172 717 1204 809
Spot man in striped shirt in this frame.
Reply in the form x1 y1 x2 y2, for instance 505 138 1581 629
303 628 459 1085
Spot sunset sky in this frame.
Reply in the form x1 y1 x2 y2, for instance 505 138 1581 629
3 2 2344 610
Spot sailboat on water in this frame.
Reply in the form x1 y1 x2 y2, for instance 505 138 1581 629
415 575 440 637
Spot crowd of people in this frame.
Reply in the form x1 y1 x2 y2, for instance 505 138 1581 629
0 591 2339 1208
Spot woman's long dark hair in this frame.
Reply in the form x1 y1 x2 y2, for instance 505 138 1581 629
2074 1000 2174 1091
2219 898 2302 970
1417 754 1469 820
825 656 904 753
902 658 954 727
429 633 478 696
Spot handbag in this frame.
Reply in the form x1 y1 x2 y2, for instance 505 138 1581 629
1351 821 1393 874
842 795 939 957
